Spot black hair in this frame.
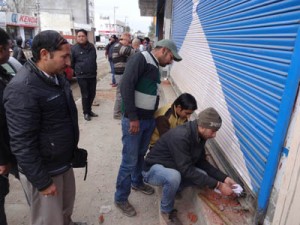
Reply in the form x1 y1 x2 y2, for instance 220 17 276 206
16 36 23 46
0 28 10 46
76 29 88 36
173 93 197 110
31 30 68 61
144 37 150 43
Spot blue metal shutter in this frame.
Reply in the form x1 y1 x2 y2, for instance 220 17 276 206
171 0 300 214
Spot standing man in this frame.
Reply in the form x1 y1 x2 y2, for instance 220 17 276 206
143 108 237 225
114 39 182 217
111 32 135 119
131 38 141 53
71 29 98 121
12 36 27 65
149 93 197 149
105 34 118 87
4 30 84 225
0 28 15 225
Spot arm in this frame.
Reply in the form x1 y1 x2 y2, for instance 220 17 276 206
4 84 53 191
120 53 146 121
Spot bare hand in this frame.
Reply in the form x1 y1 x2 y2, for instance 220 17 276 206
218 182 234 196
129 120 140 134
224 177 237 187
0 164 11 175
40 183 58 196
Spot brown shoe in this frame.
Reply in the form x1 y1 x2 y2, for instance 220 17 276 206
131 183 155 195
161 209 182 225
114 200 137 217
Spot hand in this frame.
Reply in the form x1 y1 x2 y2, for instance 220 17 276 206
40 183 58 197
0 164 11 175
129 120 140 134
218 182 234 196
224 177 237 187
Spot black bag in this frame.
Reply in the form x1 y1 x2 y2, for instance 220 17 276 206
72 148 88 180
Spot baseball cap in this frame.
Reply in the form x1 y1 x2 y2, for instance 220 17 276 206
197 107 222 131
156 39 182 62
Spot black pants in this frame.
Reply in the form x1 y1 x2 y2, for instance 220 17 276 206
77 77 97 115
0 175 9 225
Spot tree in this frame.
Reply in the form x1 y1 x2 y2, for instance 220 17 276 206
148 21 155 39
5 0 35 13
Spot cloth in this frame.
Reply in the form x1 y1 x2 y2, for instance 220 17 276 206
4 59 79 191
77 77 97 115
19 168 75 225
149 104 187 148
144 120 227 189
109 60 116 84
120 51 161 121
0 175 9 225
12 46 27 65
114 117 155 202
71 42 97 79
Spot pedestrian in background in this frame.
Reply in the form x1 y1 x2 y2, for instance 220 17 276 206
4 30 85 225
105 34 118 87
111 32 135 119
12 36 27 65
0 27 18 225
114 39 182 217
143 108 237 225
149 93 197 149
131 38 141 53
72 29 98 121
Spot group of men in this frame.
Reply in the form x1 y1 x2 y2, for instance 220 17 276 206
0 26 239 225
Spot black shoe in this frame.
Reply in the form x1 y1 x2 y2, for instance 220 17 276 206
84 114 91 121
131 183 155 195
89 111 98 117
114 200 137 217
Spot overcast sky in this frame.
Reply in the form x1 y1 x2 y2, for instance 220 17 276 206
94 0 153 34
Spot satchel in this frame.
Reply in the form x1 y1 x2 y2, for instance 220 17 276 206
72 148 88 180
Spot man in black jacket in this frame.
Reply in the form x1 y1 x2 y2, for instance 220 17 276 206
71 29 98 121
4 30 84 225
12 36 27 65
0 27 15 225
143 107 237 225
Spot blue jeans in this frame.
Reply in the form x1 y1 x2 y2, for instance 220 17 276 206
142 164 181 213
109 60 116 84
114 117 155 202
142 164 208 213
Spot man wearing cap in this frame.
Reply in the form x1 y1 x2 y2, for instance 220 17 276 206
105 34 118 87
4 30 85 225
142 107 237 225
114 39 182 217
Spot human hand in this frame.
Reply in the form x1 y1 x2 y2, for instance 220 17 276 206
0 164 11 175
218 182 234 196
224 177 237 187
129 120 140 134
40 183 58 197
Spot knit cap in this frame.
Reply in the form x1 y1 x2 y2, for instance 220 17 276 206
197 107 222 130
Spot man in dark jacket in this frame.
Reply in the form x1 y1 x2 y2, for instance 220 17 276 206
143 107 237 225
105 34 118 87
0 27 15 225
71 29 98 121
12 36 27 65
4 30 84 225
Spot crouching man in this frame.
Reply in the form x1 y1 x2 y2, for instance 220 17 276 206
143 107 236 225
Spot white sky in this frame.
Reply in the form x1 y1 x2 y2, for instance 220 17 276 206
94 0 153 34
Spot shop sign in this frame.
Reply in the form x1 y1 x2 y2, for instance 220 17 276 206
6 12 38 27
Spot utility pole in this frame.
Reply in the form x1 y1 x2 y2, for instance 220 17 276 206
113 6 118 34
35 0 41 32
